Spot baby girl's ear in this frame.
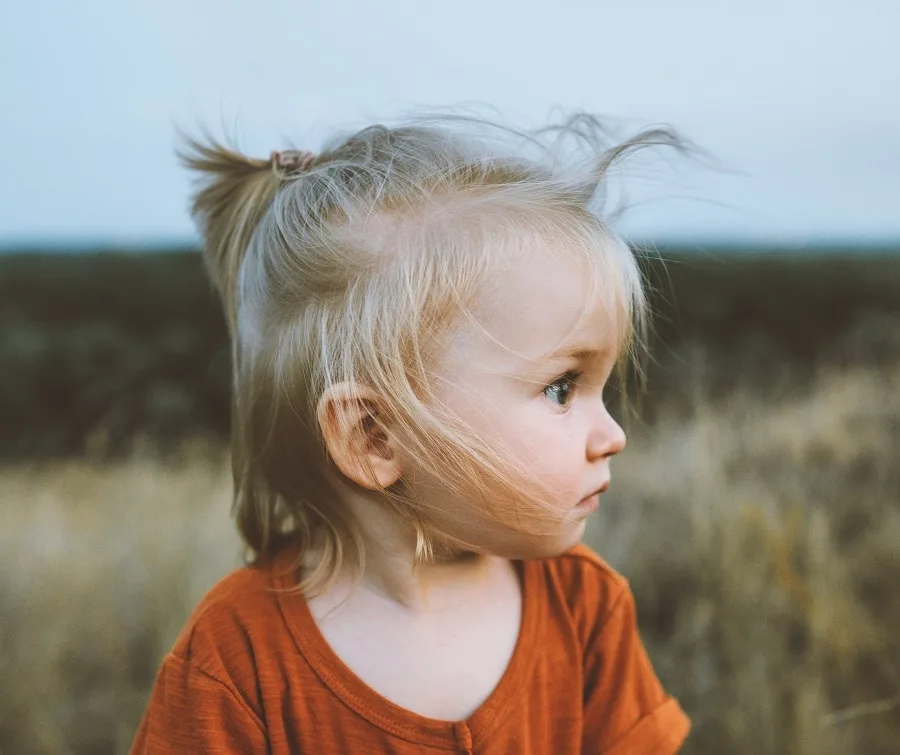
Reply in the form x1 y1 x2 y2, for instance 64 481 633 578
316 383 403 490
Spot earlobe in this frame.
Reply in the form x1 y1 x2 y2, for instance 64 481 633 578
316 382 403 490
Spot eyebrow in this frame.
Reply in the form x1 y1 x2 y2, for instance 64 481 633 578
501 345 614 382
547 345 604 361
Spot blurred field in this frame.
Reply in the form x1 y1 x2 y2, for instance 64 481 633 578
3 247 900 458
1 248 899 754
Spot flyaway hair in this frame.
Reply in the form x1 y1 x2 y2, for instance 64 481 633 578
178 111 691 593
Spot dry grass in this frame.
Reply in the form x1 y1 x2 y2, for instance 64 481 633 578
2 366 899 754
0 441 241 755
592 363 900 754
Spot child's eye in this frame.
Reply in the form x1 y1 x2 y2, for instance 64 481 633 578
543 371 581 408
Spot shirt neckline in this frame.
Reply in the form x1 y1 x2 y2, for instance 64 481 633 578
273 549 545 749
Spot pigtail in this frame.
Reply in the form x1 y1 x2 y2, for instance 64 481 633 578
177 137 322 566
177 138 273 331
178 137 317 332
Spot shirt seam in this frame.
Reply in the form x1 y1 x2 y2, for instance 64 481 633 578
554 549 631 635
167 650 268 735
595 580 630 633
272 577 461 750
599 697 691 754
300 651 458 749
468 559 544 746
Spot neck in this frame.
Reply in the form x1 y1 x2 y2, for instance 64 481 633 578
311 484 503 612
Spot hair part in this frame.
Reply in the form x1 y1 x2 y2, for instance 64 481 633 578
178 112 690 593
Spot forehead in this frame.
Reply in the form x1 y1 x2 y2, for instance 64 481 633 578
443 242 622 373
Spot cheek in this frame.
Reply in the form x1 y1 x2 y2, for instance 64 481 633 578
496 408 584 493
430 382 583 506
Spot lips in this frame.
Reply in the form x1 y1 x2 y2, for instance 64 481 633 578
577 481 609 507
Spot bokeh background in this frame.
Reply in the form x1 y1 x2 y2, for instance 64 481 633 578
2 2 899 753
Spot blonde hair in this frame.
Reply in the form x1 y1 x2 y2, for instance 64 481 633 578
179 112 685 592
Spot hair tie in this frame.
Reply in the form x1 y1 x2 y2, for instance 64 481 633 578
270 149 316 175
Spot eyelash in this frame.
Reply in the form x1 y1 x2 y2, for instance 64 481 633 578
542 370 583 408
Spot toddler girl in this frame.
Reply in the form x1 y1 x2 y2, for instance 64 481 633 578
132 112 690 754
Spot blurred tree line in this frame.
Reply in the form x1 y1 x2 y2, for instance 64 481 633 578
2 247 899 459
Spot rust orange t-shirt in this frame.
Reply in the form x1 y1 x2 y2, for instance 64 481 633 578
131 543 689 754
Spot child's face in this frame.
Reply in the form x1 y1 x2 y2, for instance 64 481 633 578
405 246 627 560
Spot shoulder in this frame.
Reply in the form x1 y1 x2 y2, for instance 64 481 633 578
536 545 691 752
534 542 632 641
133 564 285 749
168 555 294 685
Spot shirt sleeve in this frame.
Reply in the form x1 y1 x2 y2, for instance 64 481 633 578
130 653 269 754
581 581 690 755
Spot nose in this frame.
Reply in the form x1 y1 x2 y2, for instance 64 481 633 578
586 404 626 461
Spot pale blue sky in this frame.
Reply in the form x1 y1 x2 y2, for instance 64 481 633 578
1 0 898 246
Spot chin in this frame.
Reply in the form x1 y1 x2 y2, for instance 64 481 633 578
546 521 588 557
453 514 588 562
505 520 587 561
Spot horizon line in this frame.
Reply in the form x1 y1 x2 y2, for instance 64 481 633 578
2 236 900 254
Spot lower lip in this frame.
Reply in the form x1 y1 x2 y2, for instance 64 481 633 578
574 494 600 515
